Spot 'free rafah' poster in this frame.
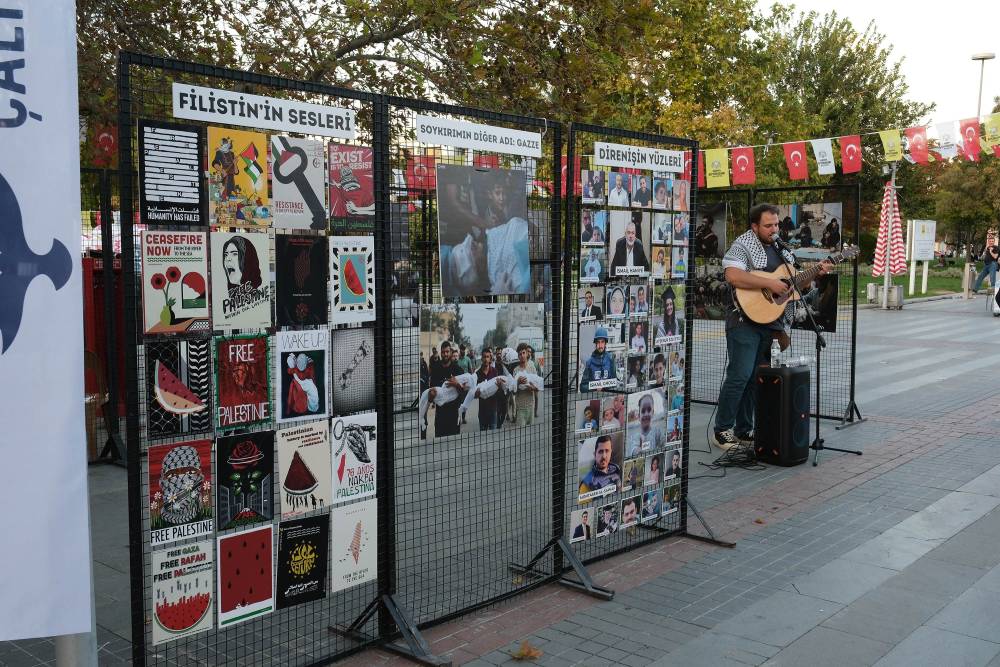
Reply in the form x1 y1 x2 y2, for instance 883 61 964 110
276 514 330 610
217 525 274 627
148 439 214 547
210 230 272 330
329 235 375 324
214 334 271 430
328 143 375 221
208 126 271 226
330 498 378 594
151 539 214 645
270 136 327 230
141 230 210 334
277 421 332 517
275 234 329 326
332 412 377 504
275 328 329 424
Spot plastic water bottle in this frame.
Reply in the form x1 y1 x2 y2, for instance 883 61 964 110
770 339 782 368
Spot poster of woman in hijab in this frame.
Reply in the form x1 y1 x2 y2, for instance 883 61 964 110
437 165 530 298
210 231 272 330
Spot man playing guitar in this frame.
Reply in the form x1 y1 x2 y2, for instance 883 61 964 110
712 203 831 450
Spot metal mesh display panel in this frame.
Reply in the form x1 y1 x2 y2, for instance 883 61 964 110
384 100 564 627
689 184 861 422
118 53 381 666
565 124 698 565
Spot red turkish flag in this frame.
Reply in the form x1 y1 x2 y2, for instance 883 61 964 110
839 135 862 174
560 156 581 196
474 154 500 169
697 151 706 188
783 142 809 180
904 127 929 164
682 151 692 181
959 118 981 162
730 147 756 185
405 155 437 193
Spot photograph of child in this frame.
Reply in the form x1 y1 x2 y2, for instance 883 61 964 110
648 353 668 387
644 452 664 487
666 415 683 445
629 321 648 354
581 208 607 246
632 284 650 315
651 247 670 279
581 247 608 283
601 395 625 431
672 246 688 280
626 387 666 456
575 399 601 433
626 354 647 389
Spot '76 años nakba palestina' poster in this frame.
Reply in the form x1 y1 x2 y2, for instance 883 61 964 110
207 126 271 226
141 230 210 335
148 439 214 547
214 334 271 430
210 230 272 330
332 411 377 504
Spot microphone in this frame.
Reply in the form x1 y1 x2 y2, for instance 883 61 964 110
770 233 792 253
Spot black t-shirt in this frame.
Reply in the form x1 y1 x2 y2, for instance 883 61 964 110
726 242 788 331
986 245 999 264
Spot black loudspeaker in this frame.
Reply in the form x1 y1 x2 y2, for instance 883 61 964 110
754 365 810 466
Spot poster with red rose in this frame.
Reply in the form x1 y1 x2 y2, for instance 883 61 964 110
141 230 210 334
214 334 271 431
215 430 274 530
148 439 214 547
217 525 274 627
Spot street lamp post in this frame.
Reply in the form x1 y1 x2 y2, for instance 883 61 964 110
965 52 995 299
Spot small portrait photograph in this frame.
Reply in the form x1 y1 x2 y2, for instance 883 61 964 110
652 176 672 210
626 387 667 456
648 353 668 387
578 432 625 502
641 488 662 522
581 168 607 205
666 415 683 446
578 286 605 321
662 481 681 515
626 354 647 389
620 495 641 528
671 245 688 280
622 457 643 493
644 452 664 487
667 345 685 380
672 178 690 212
673 211 690 245
607 170 632 207
631 174 653 209
651 246 670 280
652 212 672 244
694 202 728 259
569 508 593 543
609 210 651 277
581 208 607 246
631 283 651 316
668 382 684 414
664 447 683 480
613 350 629 386
580 247 608 283
596 502 620 537
606 284 629 320
575 398 602 434
600 394 625 431
628 320 648 355
654 284 683 345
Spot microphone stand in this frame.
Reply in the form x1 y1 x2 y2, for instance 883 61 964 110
772 238 862 466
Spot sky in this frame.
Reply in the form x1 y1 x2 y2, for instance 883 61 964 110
763 0 1000 124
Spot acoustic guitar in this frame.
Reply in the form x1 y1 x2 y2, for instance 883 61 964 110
734 245 859 324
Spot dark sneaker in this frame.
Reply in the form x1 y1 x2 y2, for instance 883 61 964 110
712 429 740 451
736 431 754 445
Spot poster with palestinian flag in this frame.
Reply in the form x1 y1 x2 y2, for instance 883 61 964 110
329 235 375 325
330 498 377 594
140 230 210 335
332 411 377 505
217 525 274 627
270 136 327 230
276 514 329 610
277 421 332 518
151 539 214 645
328 143 374 226
148 439 214 547
145 338 212 438
207 126 271 227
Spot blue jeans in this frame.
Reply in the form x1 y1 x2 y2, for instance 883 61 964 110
714 325 774 435
974 261 997 291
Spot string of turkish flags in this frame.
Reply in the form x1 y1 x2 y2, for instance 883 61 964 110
698 112 1000 188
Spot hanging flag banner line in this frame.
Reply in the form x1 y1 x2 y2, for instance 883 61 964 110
592 141 685 172
173 83 357 139
415 114 542 158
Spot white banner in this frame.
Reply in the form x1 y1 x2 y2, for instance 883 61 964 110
415 114 542 157
593 142 685 173
173 83 356 139
0 0 93 639
935 122 958 160
911 219 937 261
810 138 836 175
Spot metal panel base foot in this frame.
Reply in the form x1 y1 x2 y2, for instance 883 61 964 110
331 593 450 667
683 498 736 548
510 537 614 600
835 401 867 430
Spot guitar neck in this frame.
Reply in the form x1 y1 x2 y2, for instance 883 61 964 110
790 252 844 291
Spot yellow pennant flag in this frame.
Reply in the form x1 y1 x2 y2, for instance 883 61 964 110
985 113 1000 156
705 148 730 188
879 130 903 162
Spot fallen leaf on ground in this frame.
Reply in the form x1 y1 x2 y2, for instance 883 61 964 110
754 518 766 524
510 640 543 660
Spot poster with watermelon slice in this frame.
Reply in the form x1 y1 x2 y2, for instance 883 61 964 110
328 144 374 228
277 421 332 518
275 234 329 326
151 539 214 645
217 525 274 627
270 136 327 230
329 235 375 325
330 498 377 594
148 439 214 547
145 339 212 438
210 230 272 331
331 412 377 505
275 328 329 424
213 334 271 431
276 514 329 610
140 230 210 335
216 431 274 531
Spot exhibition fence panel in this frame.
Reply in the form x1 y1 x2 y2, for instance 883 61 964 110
691 184 861 422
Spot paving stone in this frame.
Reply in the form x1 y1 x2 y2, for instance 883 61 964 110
873 626 1000 667
649 631 778 666
763 626 891 667
711 590 843 648
791 558 897 605
927 588 1000 643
